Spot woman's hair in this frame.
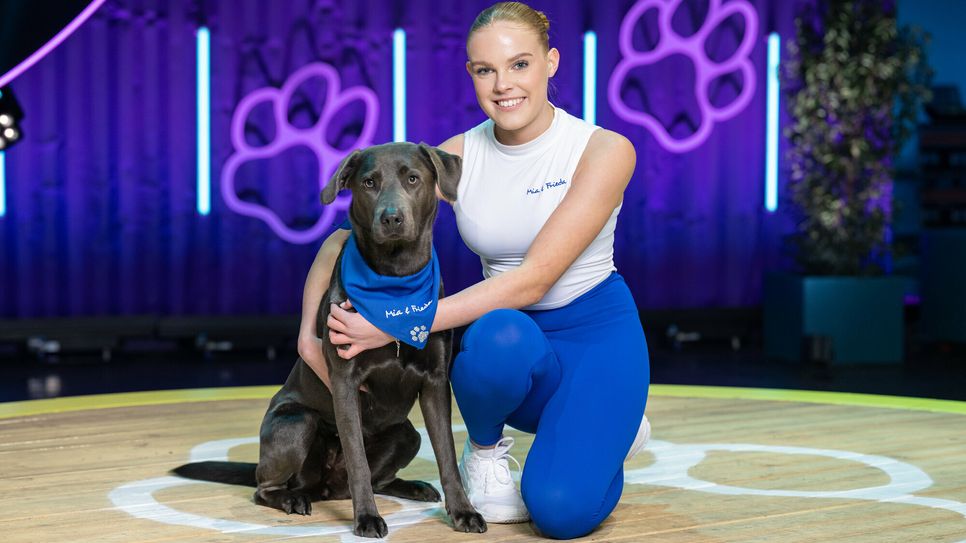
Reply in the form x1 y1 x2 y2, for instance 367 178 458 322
468 2 551 51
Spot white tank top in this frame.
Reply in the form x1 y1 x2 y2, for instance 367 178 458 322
454 106 621 310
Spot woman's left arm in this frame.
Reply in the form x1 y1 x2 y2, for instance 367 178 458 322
328 130 636 358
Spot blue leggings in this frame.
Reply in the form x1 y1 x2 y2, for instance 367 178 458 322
451 272 650 539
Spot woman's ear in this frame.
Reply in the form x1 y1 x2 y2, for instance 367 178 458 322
547 48 560 77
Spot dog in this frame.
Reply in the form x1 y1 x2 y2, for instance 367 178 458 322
173 142 486 538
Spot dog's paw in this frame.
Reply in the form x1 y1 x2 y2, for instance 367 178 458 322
281 492 312 515
607 0 758 153
255 488 314 515
451 509 487 533
375 478 441 502
353 513 389 538
405 480 441 502
220 62 379 244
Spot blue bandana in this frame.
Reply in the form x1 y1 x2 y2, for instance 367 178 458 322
340 233 441 349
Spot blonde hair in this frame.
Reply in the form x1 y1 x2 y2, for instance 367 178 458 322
468 2 551 51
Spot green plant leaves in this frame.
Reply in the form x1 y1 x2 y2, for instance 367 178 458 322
781 0 932 275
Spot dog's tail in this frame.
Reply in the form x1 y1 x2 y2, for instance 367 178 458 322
170 461 258 487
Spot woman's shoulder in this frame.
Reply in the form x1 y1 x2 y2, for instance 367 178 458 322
552 108 632 159
437 118 493 159
437 133 464 159
584 128 634 156
574 128 637 185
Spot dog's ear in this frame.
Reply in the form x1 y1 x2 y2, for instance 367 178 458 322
418 143 462 202
321 149 363 204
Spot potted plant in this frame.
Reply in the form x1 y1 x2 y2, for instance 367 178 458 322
764 0 931 364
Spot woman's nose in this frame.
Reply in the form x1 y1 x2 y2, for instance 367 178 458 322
493 71 513 92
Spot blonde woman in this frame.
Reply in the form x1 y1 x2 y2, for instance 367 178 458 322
301 2 651 538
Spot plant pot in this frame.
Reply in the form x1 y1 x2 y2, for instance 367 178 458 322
919 228 966 342
764 274 906 364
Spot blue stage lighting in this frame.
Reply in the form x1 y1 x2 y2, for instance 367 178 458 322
197 27 211 216
583 31 597 124
393 28 407 143
765 32 780 213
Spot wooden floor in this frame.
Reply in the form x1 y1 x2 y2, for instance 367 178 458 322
1 385 965 542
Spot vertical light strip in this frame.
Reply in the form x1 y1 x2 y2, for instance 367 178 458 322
765 32 780 213
197 26 211 215
583 31 597 124
393 28 406 142
0 151 6 217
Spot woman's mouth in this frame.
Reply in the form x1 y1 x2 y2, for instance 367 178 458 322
494 97 526 111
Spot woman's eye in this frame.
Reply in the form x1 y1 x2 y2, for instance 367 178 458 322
513 61 529 69
408 175 419 184
475 67 492 75
363 178 375 188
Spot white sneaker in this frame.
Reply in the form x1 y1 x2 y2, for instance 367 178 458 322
625 414 651 462
458 436 529 523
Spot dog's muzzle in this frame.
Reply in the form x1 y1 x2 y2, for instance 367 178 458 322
376 205 410 238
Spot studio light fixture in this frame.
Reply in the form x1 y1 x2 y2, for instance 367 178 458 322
0 0 108 89
0 87 25 152
393 28 406 143
0 150 6 217
197 27 211 216
765 32 780 212
0 87 19 217
583 31 597 124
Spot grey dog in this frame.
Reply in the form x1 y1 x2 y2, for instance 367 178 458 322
173 142 486 538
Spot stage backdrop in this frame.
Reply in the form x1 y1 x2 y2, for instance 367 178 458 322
0 0 798 318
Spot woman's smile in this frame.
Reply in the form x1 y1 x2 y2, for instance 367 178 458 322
494 97 527 111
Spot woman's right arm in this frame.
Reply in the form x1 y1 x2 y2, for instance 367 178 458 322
297 227 351 389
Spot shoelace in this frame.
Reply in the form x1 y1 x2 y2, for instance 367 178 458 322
483 436 522 488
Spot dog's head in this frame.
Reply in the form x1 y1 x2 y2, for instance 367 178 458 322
321 142 461 245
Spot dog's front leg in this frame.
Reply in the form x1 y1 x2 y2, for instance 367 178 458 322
419 373 487 533
329 374 387 538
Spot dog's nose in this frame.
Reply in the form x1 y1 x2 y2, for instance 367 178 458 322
380 206 404 229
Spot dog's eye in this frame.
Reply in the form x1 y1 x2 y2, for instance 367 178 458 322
408 175 419 184
363 178 375 188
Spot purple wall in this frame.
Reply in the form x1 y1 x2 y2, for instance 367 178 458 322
0 0 798 318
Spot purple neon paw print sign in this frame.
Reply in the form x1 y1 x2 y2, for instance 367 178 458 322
608 0 759 153
220 62 378 244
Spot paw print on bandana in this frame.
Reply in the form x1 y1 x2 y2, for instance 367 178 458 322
410 325 429 344
220 63 379 243
607 0 759 153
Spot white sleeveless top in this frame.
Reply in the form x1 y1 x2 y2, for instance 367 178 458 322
454 106 621 310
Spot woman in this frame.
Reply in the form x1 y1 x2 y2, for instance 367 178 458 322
298 2 650 539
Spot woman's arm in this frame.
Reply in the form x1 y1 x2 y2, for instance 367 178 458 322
297 228 351 387
327 129 637 358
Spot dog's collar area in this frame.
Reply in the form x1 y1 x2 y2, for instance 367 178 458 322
341 232 441 350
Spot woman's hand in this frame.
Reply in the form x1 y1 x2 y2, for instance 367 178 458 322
327 300 395 359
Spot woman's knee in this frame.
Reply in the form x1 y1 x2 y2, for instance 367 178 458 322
454 309 554 410
456 309 547 373
461 308 542 353
521 477 608 540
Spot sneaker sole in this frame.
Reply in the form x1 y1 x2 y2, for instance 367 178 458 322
479 509 530 524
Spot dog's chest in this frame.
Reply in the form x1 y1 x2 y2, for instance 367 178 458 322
356 361 424 427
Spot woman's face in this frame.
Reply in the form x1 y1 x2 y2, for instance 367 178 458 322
466 22 559 143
